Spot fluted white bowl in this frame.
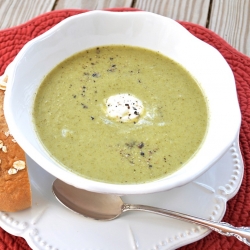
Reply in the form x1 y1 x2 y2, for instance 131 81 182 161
4 10 241 194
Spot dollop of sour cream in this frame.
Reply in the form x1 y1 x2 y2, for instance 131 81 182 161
105 93 144 122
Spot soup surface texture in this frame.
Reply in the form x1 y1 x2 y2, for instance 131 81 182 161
33 45 208 184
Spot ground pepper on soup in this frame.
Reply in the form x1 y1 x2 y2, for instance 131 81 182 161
33 45 208 184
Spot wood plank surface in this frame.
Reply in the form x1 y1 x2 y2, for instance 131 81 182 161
0 0 55 30
134 0 211 26
209 0 250 56
1 0 249 56
55 0 133 10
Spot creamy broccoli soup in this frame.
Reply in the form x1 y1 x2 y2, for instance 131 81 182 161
33 45 208 184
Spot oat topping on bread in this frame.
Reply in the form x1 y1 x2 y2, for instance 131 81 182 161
0 70 32 212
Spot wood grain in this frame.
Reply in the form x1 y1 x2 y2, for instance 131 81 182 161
1 0 249 56
209 0 250 56
0 0 55 30
134 0 210 26
54 0 133 10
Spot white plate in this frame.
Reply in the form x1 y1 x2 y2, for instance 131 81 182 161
0 135 243 250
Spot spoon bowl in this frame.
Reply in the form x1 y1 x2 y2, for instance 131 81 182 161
53 179 250 246
53 178 122 220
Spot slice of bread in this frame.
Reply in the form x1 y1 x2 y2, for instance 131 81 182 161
0 73 32 212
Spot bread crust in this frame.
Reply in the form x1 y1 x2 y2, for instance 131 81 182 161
0 88 32 212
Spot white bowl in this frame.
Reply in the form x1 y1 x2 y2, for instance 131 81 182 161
4 11 241 194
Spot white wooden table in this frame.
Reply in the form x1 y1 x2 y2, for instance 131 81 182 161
0 0 249 56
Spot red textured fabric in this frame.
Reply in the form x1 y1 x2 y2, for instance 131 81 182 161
0 8 250 250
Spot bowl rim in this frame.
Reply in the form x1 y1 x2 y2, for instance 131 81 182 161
4 10 241 194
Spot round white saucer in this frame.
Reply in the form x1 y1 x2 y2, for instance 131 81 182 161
0 135 243 250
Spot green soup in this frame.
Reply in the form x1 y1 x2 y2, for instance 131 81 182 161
33 45 208 184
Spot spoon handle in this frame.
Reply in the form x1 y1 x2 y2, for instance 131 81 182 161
122 203 250 246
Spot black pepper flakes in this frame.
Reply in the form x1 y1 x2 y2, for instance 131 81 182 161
81 103 88 109
125 103 130 109
92 73 99 77
91 116 95 120
138 142 144 149
125 141 136 148
107 67 116 72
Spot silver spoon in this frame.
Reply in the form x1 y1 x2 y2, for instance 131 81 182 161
52 179 250 246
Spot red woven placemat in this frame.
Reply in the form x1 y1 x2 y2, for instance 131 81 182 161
1 8 250 250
